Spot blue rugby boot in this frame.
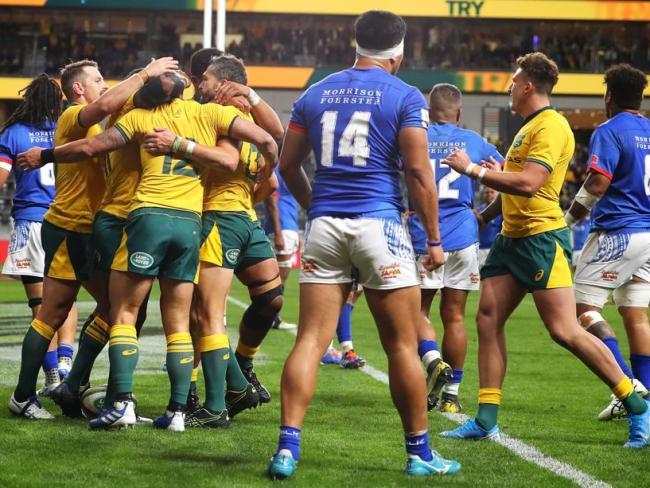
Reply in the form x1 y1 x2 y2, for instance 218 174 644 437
440 418 500 440
625 399 650 448
406 450 461 476
268 449 297 480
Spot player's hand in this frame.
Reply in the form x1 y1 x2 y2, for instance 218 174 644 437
143 57 179 79
480 156 502 172
474 209 486 226
143 128 176 155
274 233 285 251
214 80 250 104
227 95 252 114
16 147 46 171
422 245 445 271
442 148 472 174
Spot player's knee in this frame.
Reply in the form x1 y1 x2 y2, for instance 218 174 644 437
247 275 284 317
548 327 573 349
577 310 613 339
441 305 465 328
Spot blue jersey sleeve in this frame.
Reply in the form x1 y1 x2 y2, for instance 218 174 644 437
483 141 505 164
587 126 619 180
0 127 17 172
398 88 429 130
288 92 308 132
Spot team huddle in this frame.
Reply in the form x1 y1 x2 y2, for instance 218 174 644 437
1 9 649 480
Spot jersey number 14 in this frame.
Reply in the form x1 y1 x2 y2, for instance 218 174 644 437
320 111 370 167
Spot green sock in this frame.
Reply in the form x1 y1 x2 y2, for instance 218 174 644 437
226 346 249 391
65 315 109 391
108 324 139 397
476 403 500 431
200 334 230 412
166 332 194 406
15 320 55 401
623 391 648 416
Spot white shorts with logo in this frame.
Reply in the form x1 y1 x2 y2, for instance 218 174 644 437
574 231 650 307
269 229 300 257
300 216 418 290
417 243 480 291
3 219 45 278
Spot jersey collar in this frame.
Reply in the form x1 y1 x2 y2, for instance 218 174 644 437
523 105 554 125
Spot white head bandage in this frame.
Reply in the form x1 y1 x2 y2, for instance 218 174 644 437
356 39 404 60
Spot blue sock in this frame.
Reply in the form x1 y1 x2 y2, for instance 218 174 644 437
336 304 353 344
417 340 438 360
42 350 58 372
277 425 301 460
405 431 432 461
451 369 463 384
631 354 650 390
57 343 74 360
602 337 634 379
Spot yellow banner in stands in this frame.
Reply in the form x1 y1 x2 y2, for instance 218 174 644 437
224 0 650 21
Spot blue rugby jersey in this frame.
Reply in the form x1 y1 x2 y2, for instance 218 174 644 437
264 167 299 233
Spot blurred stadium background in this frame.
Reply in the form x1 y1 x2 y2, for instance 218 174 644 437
0 0 649 244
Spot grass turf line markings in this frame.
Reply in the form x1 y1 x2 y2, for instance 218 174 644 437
226 295 612 488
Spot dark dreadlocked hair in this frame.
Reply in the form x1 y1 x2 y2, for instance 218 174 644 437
1 74 63 135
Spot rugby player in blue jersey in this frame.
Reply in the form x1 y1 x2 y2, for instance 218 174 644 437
408 84 504 413
0 75 78 407
566 64 650 430
267 10 460 479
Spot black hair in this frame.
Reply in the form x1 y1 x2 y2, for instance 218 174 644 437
354 10 406 51
189 47 224 78
207 54 247 85
604 64 647 110
1 74 63 134
134 72 185 109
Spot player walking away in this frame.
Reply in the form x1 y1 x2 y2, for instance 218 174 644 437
408 83 505 413
8 58 178 420
320 285 367 369
569 215 590 271
264 167 299 330
0 74 78 398
564 64 650 423
18 71 278 430
477 187 502 269
440 53 649 448
268 11 460 479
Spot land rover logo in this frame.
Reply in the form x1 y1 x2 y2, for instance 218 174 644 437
225 249 240 264
130 252 154 269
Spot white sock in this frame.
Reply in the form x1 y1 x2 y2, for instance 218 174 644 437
443 382 460 396
340 341 353 352
422 349 441 369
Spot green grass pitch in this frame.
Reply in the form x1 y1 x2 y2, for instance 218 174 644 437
0 276 644 487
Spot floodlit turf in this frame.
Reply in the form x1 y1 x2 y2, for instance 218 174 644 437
0 277 645 487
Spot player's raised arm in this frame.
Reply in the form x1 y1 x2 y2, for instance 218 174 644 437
228 116 279 176
17 127 127 169
77 57 179 128
400 126 444 270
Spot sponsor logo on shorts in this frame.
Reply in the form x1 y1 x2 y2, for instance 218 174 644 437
180 357 194 365
590 232 630 263
379 262 402 280
225 248 240 265
534 269 545 282
301 258 318 274
122 349 138 356
601 270 618 282
470 273 480 284
130 252 154 269
15 258 31 269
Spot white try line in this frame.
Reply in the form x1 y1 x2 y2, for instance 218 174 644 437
226 295 612 488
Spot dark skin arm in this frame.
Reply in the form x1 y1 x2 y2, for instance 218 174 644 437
565 172 610 222
476 194 502 226
264 192 285 251
278 128 313 210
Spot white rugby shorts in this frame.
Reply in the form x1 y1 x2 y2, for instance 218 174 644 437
269 229 300 257
299 216 419 290
417 243 480 291
3 219 45 278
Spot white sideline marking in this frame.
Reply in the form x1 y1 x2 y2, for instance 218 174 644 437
226 296 612 488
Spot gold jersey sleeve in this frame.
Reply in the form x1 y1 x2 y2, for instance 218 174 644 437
45 104 106 233
101 94 141 219
202 111 260 220
501 108 575 238
113 99 239 216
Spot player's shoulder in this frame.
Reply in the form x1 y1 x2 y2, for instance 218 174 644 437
599 111 649 131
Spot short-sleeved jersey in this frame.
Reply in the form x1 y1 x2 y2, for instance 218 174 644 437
264 167 299 234
571 218 591 251
45 104 105 233
408 123 504 253
501 107 574 238
586 112 650 231
202 110 260 220
101 94 141 220
0 121 56 221
477 203 503 249
114 99 239 216
289 67 429 219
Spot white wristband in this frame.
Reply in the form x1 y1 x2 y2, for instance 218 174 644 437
185 140 196 156
477 167 487 182
247 88 261 107
464 162 477 176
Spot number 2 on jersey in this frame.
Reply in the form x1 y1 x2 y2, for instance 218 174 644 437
320 111 370 167
436 160 461 199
